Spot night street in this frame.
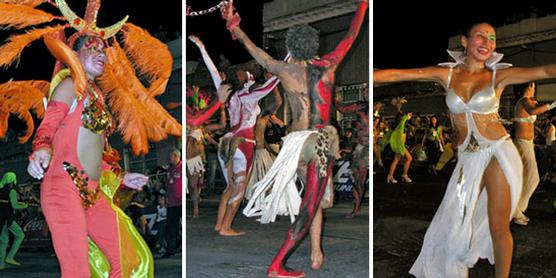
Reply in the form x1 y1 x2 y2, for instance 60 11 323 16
0 251 182 277
374 161 556 277
186 195 369 278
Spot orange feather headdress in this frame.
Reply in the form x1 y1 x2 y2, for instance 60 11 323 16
0 0 181 156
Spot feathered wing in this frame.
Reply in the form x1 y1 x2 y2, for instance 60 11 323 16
0 80 49 143
0 0 48 7
121 23 173 97
0 2 180 156
0 3 60 29
0 25 65 68
98 44 181 156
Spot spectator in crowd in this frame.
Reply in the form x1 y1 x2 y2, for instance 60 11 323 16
155 194 168 254
164 148 182 258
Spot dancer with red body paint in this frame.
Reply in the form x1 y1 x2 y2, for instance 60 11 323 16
222 0 368 276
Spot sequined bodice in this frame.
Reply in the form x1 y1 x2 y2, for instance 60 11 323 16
446 86 499 115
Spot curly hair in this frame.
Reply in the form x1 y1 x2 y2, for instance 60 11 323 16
286 24 319 61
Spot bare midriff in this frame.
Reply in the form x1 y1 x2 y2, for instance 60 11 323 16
451 112 508 147
514 104 535 140
76 128 104 181
515 121 534 141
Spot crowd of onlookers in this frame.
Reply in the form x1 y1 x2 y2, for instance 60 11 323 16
374 107 556 186
374 112 454 176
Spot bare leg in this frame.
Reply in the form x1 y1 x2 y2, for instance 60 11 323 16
483 157 513 278
267 160 332 278
402 148 412 176
215 188 231 231
354 167 368 216
219 172 247 236
310 207 324 269
187 172 200 218
374 144 383 167
387 153 401 182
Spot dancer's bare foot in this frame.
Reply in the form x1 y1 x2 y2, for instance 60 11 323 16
267 265 305 278
219 228 246 236
345 212 359 219
310 252 324 270
214 225 221 232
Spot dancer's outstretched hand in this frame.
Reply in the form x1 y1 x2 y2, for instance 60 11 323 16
123 173 149 191
188 35 204 48
218 84 233 102
27 149 52 180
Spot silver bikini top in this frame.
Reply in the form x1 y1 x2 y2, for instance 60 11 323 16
513 115 537 123
513 97 537 123
439 50 512 115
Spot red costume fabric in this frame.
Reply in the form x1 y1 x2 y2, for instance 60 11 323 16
267 2 368 276
38 98 122 277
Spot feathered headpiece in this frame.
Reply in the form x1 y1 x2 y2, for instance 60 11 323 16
0 0 181 155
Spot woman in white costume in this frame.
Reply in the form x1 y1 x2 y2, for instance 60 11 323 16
512 82 556 225
375 22 556 278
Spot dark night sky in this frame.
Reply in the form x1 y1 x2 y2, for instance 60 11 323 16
0 0 181 82
374 0 556 69
186 0 269 66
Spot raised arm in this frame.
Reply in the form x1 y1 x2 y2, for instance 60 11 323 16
521 97 556 116
238 75 280 104
321 0 368 66
189 35 222 89
373 66 447 85
223 6 286 75
496 65 556 89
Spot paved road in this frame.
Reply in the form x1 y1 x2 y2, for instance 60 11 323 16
0 250 182 277
186 195 369 278
374 161 556 277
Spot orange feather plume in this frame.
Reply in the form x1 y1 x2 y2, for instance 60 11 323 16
121 23 172 97
0 0 48 7
0 24 65 68
98 63 152 155
0 80 49 143
98 46 168 155
0 3 59 29
143 98 182 137
110 42 181 138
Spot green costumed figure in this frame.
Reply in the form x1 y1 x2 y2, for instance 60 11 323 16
386 113 414 183
0 172 28 269
389 114 411 155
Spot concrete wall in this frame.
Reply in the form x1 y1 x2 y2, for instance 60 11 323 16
263 0 348 23
263 0 369 86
